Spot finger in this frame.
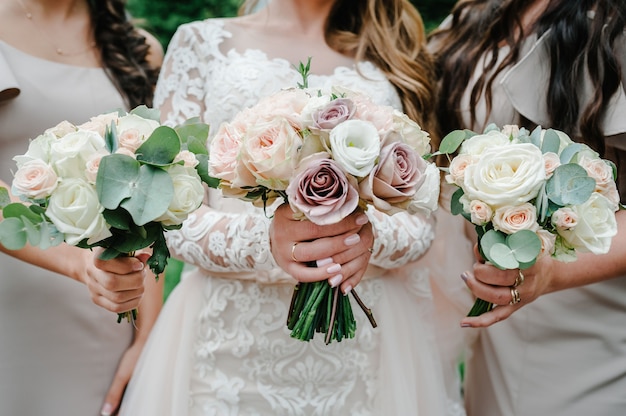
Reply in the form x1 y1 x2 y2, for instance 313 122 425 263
91 291 145 314
93 255 146 276
338 252 371 294
291 232 361 264
100 367 128 416
462 270 516 306
280 257 343 283
460 304 519 328
472 262 516 286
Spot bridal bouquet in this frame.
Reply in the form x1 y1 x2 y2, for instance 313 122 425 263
209 75 440 343
439 124 620 316
0 106 210 322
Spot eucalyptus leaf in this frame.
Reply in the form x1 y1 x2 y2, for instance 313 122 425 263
480 229 507 266
450 188 465 216
21 216 41 247
130 105 161 122
546 163 595 206
559 143 585 164
148 227 170 276
529 126 542 147
541 129 561 154
3 202 42 223
104 121 118 153
97 154 141 209
195 154 220 189
483 123 499 134
119 165 174 226
535 182 550 223
0 187 9 209
103 208 133 231
0 217 27 250
135 126 181 166
438 130 466 155
507 230 542 264
488 243 520 269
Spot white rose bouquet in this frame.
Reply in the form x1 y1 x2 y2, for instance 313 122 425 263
0 106 211 322
208 61 440 343
439 124 620 316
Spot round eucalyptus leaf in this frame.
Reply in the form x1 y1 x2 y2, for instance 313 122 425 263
97 154 140 210
130 105 161 122
529 126 543 147
541 129 561 154
135 126 181 166
0 217 27 250
439 130 466 155
119 165 174 226
559 143 585 164
489 243 520 270
546 163 595 206
507 230 542 263
2 202 43 223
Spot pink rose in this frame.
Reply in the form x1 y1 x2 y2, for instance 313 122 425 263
118 128 145 152
79 112 119 136
552 207 578 230
469 200 493 226
174 150 199 168
543 152 560 177
359 142 427 214
536 229 557 259
237 88 310 130
312 98 355 130
85 150 109 183
579 155 615 194
286 153 359 225
12 159 58 199
492 203 539 234
446 153 474 187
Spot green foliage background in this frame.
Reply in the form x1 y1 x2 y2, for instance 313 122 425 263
127 0 456 50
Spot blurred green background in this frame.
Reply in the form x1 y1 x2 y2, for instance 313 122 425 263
127 0 456 51
126 0 456 299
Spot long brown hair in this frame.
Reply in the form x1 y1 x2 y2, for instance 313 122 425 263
240 0 439 144
89 0 160 108
430 0 625 155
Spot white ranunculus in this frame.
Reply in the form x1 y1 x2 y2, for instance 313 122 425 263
154 165 204 226
12 159 58 200
116 114 159 140
460 130 512 157
462 143 546 208
49 130 106 179
329 119 381 177
557 192 617 255
46 178 111 245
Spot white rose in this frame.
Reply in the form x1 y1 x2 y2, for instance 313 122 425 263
469 200 493 226
154 165 204 226
543 152 560 177
462 143 546 208
116 114 159 140
49 130 106 179
492 202 539 234
14 131 58 167
392 110 431 156
46 178 111 245
407 162 440 216
79 112 120 136
459 130 511 157
12 159 58 199
557 193 617 255
45 120 77 138
329 119 381 177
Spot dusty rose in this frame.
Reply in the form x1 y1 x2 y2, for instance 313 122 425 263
286 153 359 225
492 202 539 234
552 207 578 230
12 159 58 199
311 98 355 130
239 117 303 190
543 152 560 177
329 119 380 177
469 200 493 226
359 141 427 214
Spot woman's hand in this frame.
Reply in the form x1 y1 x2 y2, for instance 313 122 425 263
459 245 555 328
269 204 374 294
81 248 151 314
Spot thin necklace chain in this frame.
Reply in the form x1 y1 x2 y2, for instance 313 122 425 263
15 0 96 57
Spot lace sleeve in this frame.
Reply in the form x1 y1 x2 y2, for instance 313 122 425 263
367 208 436 269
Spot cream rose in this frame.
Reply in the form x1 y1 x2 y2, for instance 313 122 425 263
446 153 474 187
116 114 159 141
557 193 617 255
536 229 557 259
329 119 381 177
45 120 77 138
543 152 561 177
174 150 199 168
492 202 539 234
469 200 493 226
578 155 615 194
49 130 106 179
154 165 205 226
462 143 546 208
46 178 111 245
12 159 58 199
552 207 578 230
460 130 512 157
79 112 119 136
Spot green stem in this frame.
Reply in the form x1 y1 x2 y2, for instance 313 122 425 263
467 298 493 317
325 287 340 345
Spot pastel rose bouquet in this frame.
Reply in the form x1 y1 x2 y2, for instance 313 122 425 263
439 124 620 316
208 65 439 343
0 106 211 322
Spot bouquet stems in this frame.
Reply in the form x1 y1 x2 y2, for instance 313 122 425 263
467 298 493 317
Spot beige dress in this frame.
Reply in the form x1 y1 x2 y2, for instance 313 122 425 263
0 41 133 416
460 29 626 416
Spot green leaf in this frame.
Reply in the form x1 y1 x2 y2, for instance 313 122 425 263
546 163 595 206
148 226 170 276
103 208 133 231
104 121 118 153
21 216 42 247
559 143 584 164
535 182 550 223
195 154 221 189
489 243 519 269
2 203 43 223
507 230 542 264
175 118 210 153
0 217 27 250
97 154 140 209
529 126 542 147
130 105 161 122
0 187 9 209
438 130 466 155
541 129 561 154
135 126 181 166
450 187 465 216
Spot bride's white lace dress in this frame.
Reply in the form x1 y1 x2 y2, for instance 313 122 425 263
120 18 465 416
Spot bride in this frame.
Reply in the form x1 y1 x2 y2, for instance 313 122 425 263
118 1 465 415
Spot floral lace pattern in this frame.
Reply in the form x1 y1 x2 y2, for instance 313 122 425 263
154 18 459 415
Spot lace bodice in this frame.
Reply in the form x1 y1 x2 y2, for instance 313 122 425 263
154 19 434 280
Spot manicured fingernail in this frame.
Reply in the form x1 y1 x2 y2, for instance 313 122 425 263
326 263 341 274
461 272 469 282
356 214 369 225
461 323 472 328
133 261 145 271
344 234 360 246
343 284 352 295
100 403 114 416
316 257 333 267
329 274 343 287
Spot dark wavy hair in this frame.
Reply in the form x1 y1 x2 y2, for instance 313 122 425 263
430 0 625 155
89 0 160 108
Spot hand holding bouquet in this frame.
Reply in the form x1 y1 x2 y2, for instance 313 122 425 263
208 68 440 343
0 106 211 322
439 124 620 316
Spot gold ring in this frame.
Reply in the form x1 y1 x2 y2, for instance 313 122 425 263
291 242 299 262
514 270 525 288
368 247 374 254
509 287 521 305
